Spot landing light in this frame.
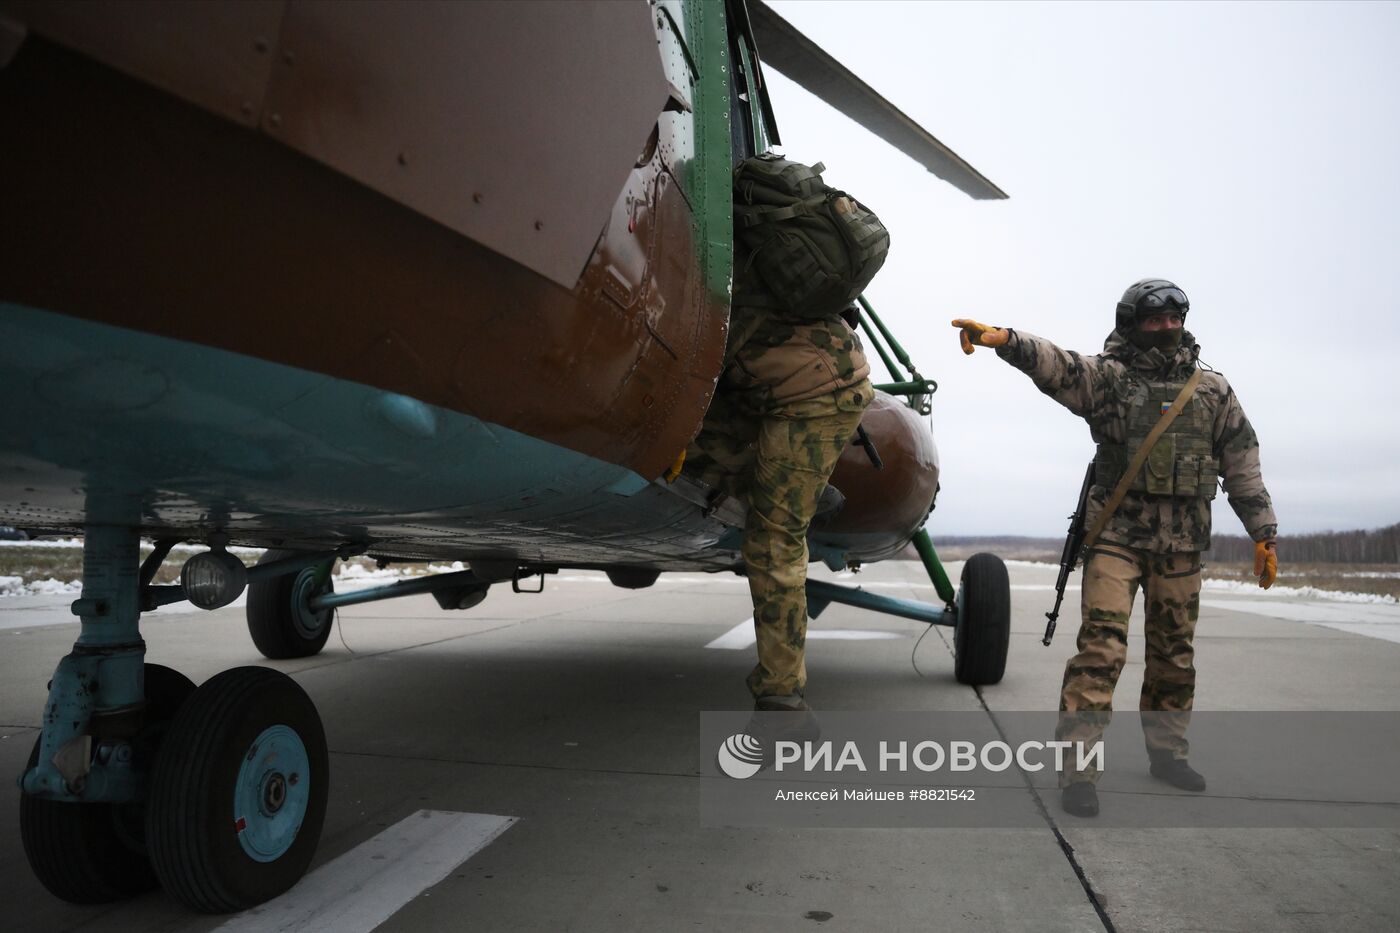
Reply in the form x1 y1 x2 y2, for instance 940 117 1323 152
181 548 249 610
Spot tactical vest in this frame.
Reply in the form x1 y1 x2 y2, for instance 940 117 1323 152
1094 374 1219 499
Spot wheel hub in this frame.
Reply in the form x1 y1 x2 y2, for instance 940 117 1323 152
290 568 333 641
261 773 287 814
234 724 311 863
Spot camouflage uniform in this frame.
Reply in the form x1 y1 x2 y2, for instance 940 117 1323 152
995 328 1276 783
688 298 872 699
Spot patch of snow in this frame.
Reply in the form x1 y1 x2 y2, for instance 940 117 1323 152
0 575 82 597
0 537 84 549
333 563 412 591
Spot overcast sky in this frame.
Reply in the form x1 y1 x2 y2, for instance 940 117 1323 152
762 0 1400 538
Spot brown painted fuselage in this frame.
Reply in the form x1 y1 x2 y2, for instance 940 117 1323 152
0 2 940 571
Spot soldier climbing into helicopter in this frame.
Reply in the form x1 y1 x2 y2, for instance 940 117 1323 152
952 279 1278 817
685 154 888 730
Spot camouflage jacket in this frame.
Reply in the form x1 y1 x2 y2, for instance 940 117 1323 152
719 291 870 412
996 328 1277 553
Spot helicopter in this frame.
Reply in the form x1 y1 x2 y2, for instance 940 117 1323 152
0 0 1010 914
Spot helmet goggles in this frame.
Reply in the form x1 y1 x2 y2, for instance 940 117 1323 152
1133 286 1189 316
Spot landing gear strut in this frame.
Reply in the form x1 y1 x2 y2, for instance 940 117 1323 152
21 664 195 902
17 526 330 913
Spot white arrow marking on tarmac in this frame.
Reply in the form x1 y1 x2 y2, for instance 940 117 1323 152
705 618 905 650
215 810 515 933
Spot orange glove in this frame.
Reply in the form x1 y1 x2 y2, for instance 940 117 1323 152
951 318 1010 355
665 450 686 484
1254 540 1277 589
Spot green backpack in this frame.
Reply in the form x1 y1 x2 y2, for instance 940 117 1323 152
732 153 890 318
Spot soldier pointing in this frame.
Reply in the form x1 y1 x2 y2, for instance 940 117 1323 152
952 279 1278 817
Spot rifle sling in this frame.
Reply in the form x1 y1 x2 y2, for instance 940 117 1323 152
1080 367 1203 554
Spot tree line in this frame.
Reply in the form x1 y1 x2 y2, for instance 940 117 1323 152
1203 523 1400 563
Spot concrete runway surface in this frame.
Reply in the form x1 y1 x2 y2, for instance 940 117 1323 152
1 559 1398 932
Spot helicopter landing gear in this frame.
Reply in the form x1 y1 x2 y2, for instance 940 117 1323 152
246 549 336 659
953 552 1011 685
17 526 329 913
806 535 1012 684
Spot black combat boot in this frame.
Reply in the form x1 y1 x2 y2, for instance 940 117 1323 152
1060 781 1099 817
752 693 821 742
1149 758 1206 791
746 694 821 768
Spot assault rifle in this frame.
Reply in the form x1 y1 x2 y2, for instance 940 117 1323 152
1043 461 1095 646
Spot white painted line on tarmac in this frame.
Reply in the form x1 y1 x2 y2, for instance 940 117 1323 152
705 618 906 650
706 618 756 649
215 809 515 933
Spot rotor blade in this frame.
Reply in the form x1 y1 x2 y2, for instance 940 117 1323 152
747 1 1008 200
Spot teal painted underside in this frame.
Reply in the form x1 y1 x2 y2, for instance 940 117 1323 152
0 306 733 567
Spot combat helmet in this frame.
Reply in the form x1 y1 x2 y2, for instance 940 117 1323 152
1115 278 1190 332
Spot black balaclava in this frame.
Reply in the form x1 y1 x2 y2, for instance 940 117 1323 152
1129 327 1183 353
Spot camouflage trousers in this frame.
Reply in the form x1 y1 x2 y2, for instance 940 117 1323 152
1056 542 1201 786
686 380 872 699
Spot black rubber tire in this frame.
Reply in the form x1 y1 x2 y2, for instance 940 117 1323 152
145 666 328 913
246 550 335 659
20 664 196 903
954 552 1011 686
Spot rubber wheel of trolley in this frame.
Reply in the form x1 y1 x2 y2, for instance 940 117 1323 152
953 552 1011 685
20 664 197 903
246 550 335 659
146 666 328 913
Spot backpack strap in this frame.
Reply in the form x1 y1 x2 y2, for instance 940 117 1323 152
734 194 827 228
1080 367 1203 554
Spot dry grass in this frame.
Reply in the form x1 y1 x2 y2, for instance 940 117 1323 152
0 544 222 587
1202 561 1400 601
